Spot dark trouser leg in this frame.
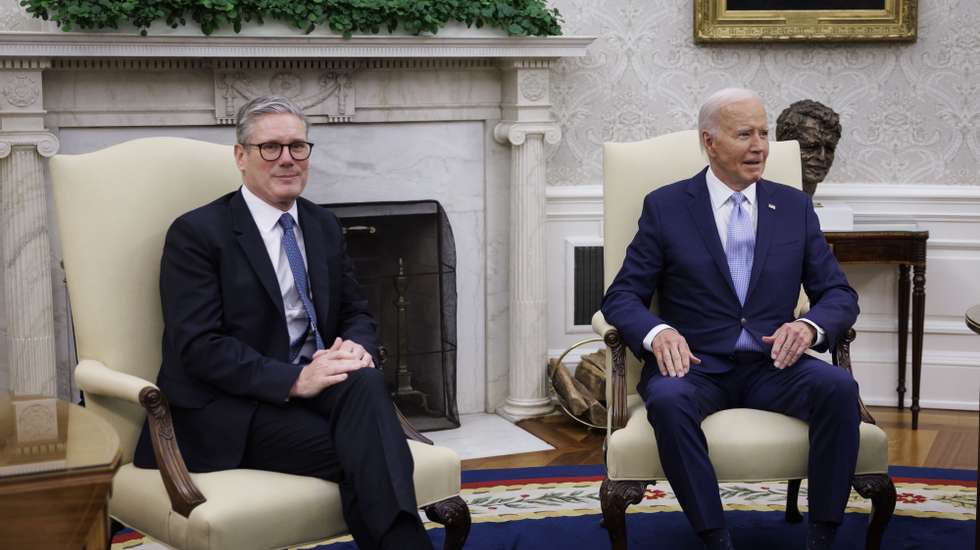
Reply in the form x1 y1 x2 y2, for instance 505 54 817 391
303 367 429 549
742 355 861 524
242 368 430 550
639 367 732 533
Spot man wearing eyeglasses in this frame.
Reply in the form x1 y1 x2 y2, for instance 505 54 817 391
133 96 434 549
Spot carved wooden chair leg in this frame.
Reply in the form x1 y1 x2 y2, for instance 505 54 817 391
423 495 471 550
785 479 803 523
851 474 896 550
600 478 649 550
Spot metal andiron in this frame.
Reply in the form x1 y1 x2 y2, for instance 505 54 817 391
392 257 433 415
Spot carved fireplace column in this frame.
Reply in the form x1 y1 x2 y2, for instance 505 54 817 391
0 60 59 396
494 60 560 421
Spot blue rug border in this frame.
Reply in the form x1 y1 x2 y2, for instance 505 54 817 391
462 464 606 482
462 464 976 483
888 465 977 481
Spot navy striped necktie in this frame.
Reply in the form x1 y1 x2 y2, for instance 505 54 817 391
725 192 761 351
278 213 325 360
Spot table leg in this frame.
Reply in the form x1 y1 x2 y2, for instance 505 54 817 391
911 264 926 430
897 264 910 410
85 505 110 550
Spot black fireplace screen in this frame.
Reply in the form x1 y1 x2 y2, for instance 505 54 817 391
320 200 459 431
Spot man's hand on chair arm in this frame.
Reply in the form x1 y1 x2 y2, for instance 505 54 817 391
650 329 701 378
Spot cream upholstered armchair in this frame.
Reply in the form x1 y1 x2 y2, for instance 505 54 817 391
50 137 471 550
592 130 896 550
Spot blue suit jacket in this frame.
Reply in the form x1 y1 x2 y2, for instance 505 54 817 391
601 168 858 373
133 190 379 472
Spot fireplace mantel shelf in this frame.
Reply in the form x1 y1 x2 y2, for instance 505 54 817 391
0 31 593 59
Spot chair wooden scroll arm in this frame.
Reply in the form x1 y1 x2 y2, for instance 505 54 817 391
75 360 207 518
592 311 630 431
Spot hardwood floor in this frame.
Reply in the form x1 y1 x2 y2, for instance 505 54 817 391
871 406 979 470
461 406 979 472
461 414 605 470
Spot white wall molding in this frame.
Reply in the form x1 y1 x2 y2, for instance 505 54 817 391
853 353 980 412
855 313 979 336
816 182 980 203
546 182 980 206
545 184 603 221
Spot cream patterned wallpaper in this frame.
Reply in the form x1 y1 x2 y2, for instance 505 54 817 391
546 0 980 186
0 0 47 31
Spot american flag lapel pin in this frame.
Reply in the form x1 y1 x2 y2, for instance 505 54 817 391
768 203 776 210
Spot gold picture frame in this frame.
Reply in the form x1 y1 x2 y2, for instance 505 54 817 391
694 0 917 43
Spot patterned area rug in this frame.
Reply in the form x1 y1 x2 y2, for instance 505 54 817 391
112 465 976 549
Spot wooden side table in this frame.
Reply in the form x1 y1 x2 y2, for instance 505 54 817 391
0 392 121 549
824 227 929 429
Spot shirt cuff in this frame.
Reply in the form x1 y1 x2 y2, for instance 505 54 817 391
797 318 825 347
643 324 675 352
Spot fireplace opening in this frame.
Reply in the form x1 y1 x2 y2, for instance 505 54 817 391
320 200 459 431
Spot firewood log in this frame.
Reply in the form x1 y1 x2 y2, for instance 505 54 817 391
575 355 606 402
548 358 589 416
588 399 607 427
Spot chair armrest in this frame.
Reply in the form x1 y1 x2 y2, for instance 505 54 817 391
139 387 207 517
74 360 207 517
75 359 157 404
592 312 629 431
591 310 616 339
831 329 876 425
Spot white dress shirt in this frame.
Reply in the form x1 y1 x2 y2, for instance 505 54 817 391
641 167 824 352
240 185 316 362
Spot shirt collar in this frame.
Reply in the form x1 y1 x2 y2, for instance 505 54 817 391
240 184 300 233
706 166 757 211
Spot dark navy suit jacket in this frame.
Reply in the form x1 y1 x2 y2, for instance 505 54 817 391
602 167 858 373
134 190 378 472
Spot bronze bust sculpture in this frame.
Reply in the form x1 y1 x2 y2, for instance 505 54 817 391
776 99 842 197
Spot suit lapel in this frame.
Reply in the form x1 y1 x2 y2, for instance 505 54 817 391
297 199 332 326
746 179 774 303
686 171 738 300
230 191 285 318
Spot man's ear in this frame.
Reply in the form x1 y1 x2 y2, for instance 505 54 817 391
700 130 715 157
233 143 246 171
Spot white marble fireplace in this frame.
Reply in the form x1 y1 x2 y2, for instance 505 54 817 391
0 26 592 420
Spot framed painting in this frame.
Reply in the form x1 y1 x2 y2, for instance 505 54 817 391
694 0 917 43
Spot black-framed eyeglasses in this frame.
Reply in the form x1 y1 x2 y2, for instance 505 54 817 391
242 141 315 161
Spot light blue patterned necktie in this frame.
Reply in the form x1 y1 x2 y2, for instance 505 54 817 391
278 213 325 361
725 192 761 351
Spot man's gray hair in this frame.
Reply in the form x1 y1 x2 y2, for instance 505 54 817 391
698 87 764 141
235 95 309 144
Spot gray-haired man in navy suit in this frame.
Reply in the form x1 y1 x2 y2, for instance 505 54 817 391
602 88 860 550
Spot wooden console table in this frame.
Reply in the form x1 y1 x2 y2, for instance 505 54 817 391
824 227 929 429
0 392 121 549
